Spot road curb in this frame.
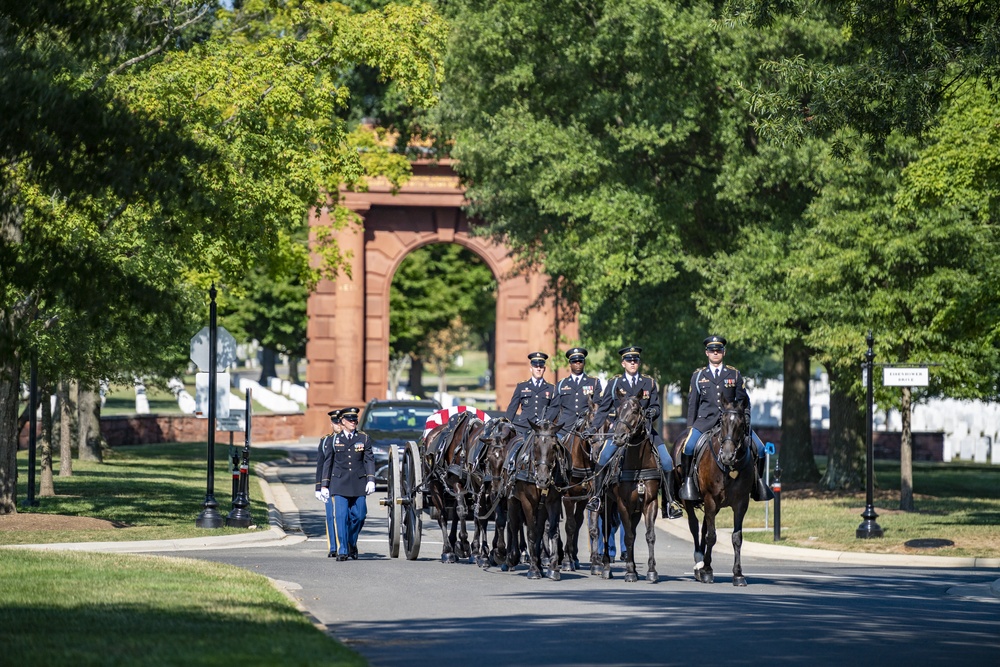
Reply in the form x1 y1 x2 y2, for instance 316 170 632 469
655 515 1000 570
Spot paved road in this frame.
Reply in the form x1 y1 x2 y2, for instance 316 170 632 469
15 444 999 666
154 447 1000 667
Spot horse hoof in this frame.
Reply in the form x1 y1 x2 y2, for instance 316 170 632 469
500 563 509 572
647 571 659 584
590 565 601 576
625 572 639 583
733 576 747 587
601 568 613 580
560 562 571 572
700 571 714 584
442 553 457 564
528 570 542 580
548 569 561 581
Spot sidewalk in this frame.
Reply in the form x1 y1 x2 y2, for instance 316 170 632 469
6 441 999 598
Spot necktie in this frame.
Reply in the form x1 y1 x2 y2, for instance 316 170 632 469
630 375 636 388
714 368 720 379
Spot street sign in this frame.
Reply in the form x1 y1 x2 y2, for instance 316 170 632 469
189 326 238 372
883 367 929 387
217 409 246 432
195 372 231 419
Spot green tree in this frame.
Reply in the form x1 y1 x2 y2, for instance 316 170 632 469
0 0 446 513
736 0 1000 148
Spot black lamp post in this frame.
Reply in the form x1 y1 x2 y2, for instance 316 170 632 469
857 330 883 539
196 284 224 528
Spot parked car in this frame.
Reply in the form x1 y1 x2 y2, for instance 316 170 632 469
360 399 442 487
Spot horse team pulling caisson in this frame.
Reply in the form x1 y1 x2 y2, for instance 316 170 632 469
382 338 773 586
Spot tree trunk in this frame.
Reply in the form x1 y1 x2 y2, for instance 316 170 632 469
288 355 301 385
821 366 865 490
0 355 22 514
408 356 425 399
58 379 77 477
484 333 495 390
78 385 103 462
436 363 448 397
39 379 55 497
779 338 820 483
899 386 914 511
259 347 278 384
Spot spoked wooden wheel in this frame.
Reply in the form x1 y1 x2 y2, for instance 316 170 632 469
402 440 423 560
386 444 402 558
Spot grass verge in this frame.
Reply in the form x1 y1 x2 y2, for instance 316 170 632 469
3 443 288 545
0 550 363 667
710 460 1000 558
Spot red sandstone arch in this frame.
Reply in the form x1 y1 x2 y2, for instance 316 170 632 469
303 160 576 436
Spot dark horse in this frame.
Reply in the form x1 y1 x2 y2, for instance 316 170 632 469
467 417 519 569
421 410 484 563
671 398 754 586
559 399 601 572
504 420 566 580
598 392 661 583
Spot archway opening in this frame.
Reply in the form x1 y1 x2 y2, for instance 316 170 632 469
388 243 498 409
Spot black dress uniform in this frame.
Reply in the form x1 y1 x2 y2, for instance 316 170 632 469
316 409 342 557
591 372 661 432
321 408 375 560
505 352 555 436
686 364 750 433
547 373 602 436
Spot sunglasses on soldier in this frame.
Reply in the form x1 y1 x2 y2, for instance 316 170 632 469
530 360 546 368
343 415 358 423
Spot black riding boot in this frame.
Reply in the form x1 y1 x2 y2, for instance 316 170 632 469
750 455 775 501
660 471 683 519
586 463 606 512
679 453 700 501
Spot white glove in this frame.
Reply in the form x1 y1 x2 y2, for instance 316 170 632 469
365 481 375 496
315 490 324 502
320 487 330 501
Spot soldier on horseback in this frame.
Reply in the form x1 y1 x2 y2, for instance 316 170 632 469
584 346 683 520
546 347 603 438
505 351 556 439
679 335 774 503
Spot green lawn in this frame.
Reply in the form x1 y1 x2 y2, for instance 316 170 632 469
4 443 287 545
714 459 1000 558
0 550 363 667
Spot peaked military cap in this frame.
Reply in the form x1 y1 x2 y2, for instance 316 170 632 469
619 345 642 358
566 347 588 361
340 407 360 419
527 351 549 362
703 335 727 349
327 409 342 422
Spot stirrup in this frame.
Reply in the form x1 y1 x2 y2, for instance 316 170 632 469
680 476 700 502
586 495 600 512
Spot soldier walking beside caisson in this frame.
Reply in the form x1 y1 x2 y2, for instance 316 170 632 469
320 407 376 561
315 409 343 557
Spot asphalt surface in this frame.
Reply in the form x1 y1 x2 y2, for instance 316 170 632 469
9 441 1000 667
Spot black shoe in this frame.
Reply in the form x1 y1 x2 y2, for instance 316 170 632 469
586 496 600 512
349 545 359 560
327 551 336 558
665 502 683 520
336 554 349 561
